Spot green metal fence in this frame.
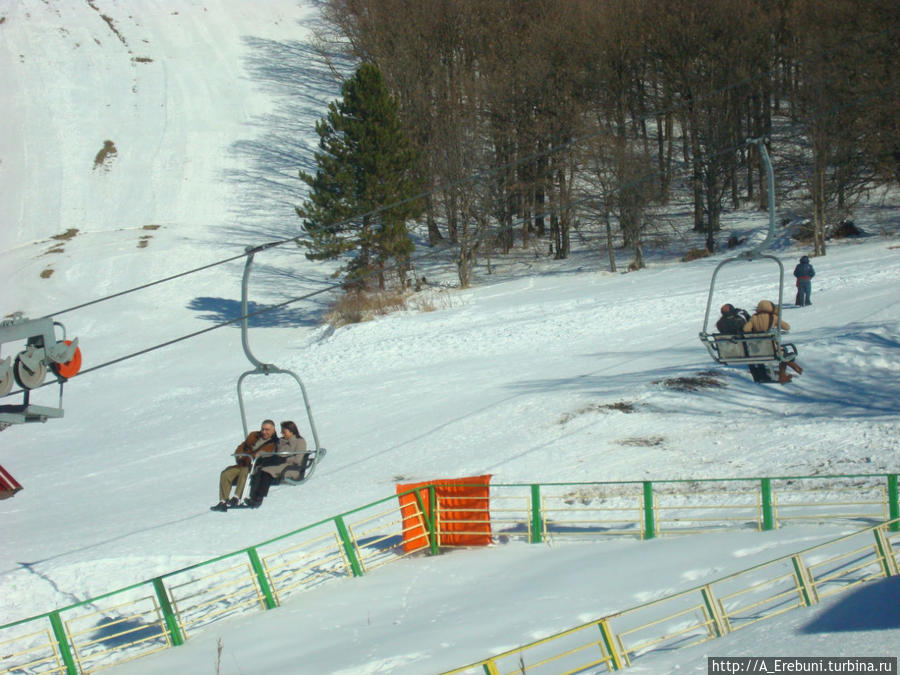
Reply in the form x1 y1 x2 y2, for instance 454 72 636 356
1 473 898 675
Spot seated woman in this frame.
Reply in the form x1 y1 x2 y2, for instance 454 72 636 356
743 300 803 385
243 420 307 508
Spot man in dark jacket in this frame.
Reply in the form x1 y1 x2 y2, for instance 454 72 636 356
716 303 750 334
793 255 815 306
211 419 278 511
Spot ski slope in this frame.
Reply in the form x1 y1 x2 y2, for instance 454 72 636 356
1 1 899 673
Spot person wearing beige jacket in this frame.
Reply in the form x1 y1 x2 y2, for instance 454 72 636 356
743 300 790 333
743 300 803 384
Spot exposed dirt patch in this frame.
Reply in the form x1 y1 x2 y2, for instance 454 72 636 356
40 268 54 279
559 400 638 424
51 228 79 241
93 140 118 171
615 436 665 447
561 484 642 505
653 370 726 392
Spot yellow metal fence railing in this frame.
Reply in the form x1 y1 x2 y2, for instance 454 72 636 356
0 623 66 675
447 519 899 674
63 593 171 674
166 557 267 639
2 473 899 675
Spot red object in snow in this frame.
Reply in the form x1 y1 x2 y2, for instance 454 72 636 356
0 463 22 499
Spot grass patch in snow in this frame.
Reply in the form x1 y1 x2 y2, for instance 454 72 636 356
682 247 710 262
325 288 457 327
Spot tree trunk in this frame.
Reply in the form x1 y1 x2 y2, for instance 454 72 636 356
425 194 443 245
812 147 828 256
605 217 617 272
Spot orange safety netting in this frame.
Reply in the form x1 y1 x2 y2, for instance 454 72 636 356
396 475 492 553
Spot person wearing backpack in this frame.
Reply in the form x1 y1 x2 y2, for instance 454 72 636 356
793 255 815 306
743 300 804 384
716 304 750 334
716 303 775 383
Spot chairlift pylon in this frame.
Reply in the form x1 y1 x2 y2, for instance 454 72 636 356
236 246 325 484
0 314 82 426
699 139 799 369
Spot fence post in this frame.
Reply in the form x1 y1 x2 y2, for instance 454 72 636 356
246 548 277 610
48 611 78 675
334 515 364 577
760 478 775 531
887 474 899 533
598 619 623 671
791 555 817 606
482 661 500 675
530 484 543 544
152 578 184 646
642 481 656 540
873 528 899 577
700 585 728 638
412 486 439 555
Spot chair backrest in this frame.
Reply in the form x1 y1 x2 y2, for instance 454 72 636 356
713 334 778 363
744 337 778 358
714 336 748 360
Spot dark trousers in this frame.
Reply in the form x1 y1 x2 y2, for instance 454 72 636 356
249 471 274 502
795 280 812 306
249 455 283 502
748 364 776 383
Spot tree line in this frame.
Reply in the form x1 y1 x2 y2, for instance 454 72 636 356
299 0 898 289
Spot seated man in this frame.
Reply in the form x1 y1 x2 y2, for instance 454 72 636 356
243 420 307 508
211 419 278 511
715 303 750 334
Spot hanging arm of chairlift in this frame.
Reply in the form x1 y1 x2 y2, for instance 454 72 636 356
235 248 323 466
698 138 797 366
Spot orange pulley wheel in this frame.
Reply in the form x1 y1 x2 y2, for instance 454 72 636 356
52 341 82 379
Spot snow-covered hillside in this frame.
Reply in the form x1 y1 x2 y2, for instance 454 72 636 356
0 0 338 252
1 2 899 673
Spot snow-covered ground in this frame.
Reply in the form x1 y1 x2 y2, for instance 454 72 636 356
1 1 899 673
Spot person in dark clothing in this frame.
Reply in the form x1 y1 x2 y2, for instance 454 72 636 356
793 255 815 306
716 304 750 334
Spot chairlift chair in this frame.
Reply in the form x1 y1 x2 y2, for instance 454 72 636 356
235 245 325 487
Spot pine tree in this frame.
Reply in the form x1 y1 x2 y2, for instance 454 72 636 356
296 63 423 290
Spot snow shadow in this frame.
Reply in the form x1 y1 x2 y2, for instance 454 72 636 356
786 326 900 418
90 616 166 649
224 32 351 247
186 297 318 328
800 576 900 633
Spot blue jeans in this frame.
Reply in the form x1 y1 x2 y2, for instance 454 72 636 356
795 280 812 306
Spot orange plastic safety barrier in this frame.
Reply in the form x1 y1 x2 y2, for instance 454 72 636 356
396 475 492 552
